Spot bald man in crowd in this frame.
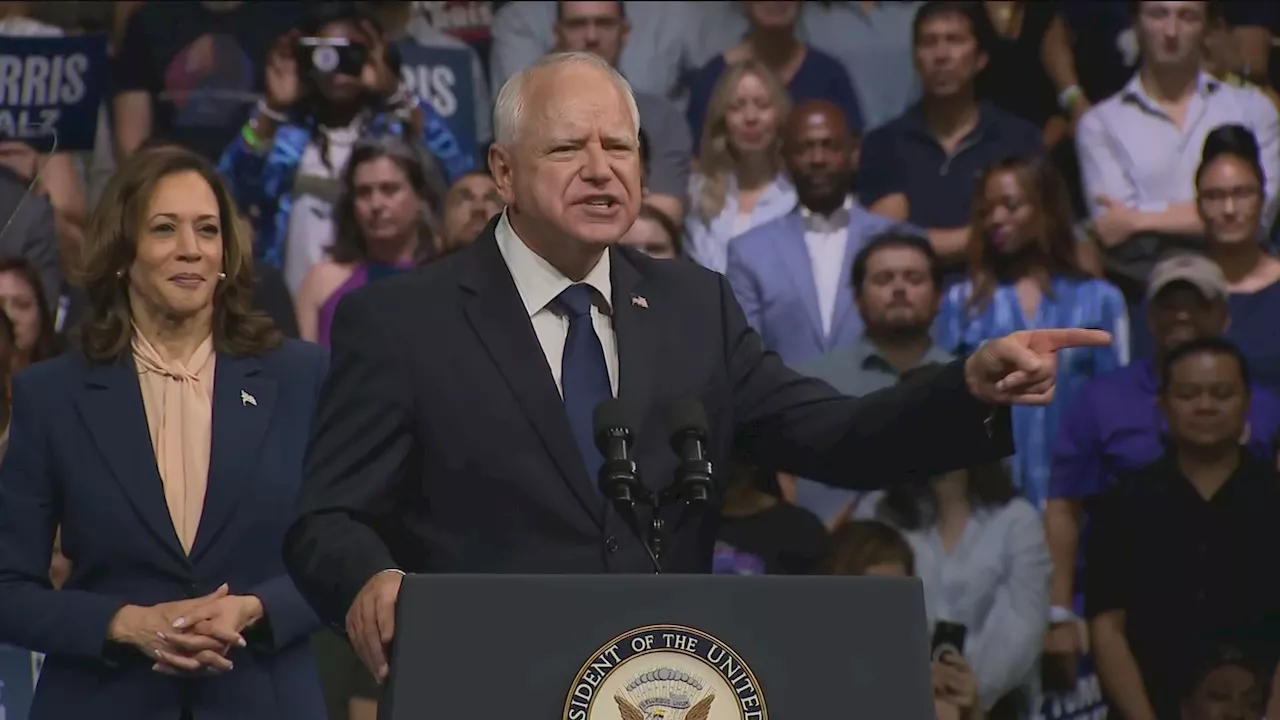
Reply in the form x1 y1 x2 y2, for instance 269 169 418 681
284 52 1112 683
727 100 907 367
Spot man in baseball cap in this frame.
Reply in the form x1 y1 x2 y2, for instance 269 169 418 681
1045 251 1280 680
1145 253 1229 354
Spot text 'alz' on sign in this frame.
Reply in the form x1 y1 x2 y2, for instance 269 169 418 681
0 36 108 152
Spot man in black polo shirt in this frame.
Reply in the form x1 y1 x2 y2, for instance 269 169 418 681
857 1 1043 268
1084 337 1280 720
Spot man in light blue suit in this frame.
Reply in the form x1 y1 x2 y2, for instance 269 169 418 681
726 100 907 366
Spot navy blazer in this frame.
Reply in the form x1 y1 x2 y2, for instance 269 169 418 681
286 218 1015 626
0 339 327 720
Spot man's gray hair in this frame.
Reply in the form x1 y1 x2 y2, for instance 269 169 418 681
492 51 641 148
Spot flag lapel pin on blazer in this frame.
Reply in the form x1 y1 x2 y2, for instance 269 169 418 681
241 390 257 407
631 295 648 309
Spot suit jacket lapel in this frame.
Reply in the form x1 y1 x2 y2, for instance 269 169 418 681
74 356 188 566
776 213 825 350
827 217 867 350
610 248 661 491
190 354 277 560
460 228 605 526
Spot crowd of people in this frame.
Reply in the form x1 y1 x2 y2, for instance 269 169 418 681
0 1 1279 719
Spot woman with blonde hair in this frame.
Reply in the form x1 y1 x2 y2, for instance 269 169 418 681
0 146 326 719
685 58 796 273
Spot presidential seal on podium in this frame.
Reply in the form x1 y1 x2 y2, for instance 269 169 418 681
564 625 767 720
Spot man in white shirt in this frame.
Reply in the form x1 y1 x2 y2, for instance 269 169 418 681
284 51 1113 685
727 100 901 366
1076 0 1280 299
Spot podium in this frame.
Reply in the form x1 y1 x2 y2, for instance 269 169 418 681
382 574 935 719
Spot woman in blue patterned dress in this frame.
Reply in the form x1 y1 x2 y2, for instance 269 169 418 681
937 156 1129 511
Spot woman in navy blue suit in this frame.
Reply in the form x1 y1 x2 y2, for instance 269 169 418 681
0 147 327 720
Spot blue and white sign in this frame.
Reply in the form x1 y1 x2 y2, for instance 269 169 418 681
396 40 478 162
0 35 108 153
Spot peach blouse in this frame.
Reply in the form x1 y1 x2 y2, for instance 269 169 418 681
133 330 216 554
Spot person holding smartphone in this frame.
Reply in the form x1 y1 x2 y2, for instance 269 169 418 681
846 456 1052 716
823 521 984 720
932 622 983 720
218 2 474 296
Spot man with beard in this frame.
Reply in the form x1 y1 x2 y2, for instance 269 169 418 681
726 100 902 367
790 230 952 528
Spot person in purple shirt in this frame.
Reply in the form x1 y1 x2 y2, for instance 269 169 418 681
1042 252 1280 698
685 0 863 155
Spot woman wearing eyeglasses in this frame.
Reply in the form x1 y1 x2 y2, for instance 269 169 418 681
1195 124 1280 391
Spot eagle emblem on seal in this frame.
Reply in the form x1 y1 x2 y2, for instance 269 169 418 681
613 666 715 720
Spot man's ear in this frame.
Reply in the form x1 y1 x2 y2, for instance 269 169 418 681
488 144 517 207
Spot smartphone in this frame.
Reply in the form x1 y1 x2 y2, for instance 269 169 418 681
931 621 967 662
297 37 368 78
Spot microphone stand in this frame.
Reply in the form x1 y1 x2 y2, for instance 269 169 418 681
596 429 715 574
598 453 665 574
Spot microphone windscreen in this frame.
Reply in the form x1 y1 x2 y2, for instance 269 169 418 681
593 399 630 447
666 398 708 437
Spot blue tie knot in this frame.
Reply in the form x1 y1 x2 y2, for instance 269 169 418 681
556 283 597 318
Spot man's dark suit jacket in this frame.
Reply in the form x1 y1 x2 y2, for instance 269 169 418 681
0 341 328 720
284 219 1013 624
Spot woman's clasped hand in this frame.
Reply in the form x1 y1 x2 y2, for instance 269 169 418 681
105 584 266 675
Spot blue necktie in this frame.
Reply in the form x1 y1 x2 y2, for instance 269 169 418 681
555 283 612 489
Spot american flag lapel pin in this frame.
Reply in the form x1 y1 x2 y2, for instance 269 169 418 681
631 295 648 309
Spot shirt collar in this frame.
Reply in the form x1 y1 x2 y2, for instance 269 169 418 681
853 335 953 373
902 100 1003 143
494 210 613 318
800 195 854 234
1120 71 1221 110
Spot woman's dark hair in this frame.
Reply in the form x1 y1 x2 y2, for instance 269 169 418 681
638 128 651 175
330 135 441 264
720 460 781 516
0 256 62 364
819 520 916 576
877 461 1017 531
967 155 1087 313
0 308 14 346
635 204 683 257
294 3 400 172
1196 124 1265 188
75 146 281 363
134 136 182 154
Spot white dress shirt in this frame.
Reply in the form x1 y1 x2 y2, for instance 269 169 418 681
800 196 853 337
495 211 620 397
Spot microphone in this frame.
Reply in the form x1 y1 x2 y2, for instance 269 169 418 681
593 399 639 505
592 399 662 573
666 399 714 508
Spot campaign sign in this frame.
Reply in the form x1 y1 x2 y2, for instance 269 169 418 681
395 41 478 162
0 35 107 153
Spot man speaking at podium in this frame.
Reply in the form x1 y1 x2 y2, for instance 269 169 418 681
283 52 1110 683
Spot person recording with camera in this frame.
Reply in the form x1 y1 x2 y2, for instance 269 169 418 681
218 2 474 296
